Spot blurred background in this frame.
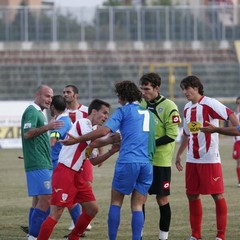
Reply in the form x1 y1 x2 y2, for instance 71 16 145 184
0 0 240 147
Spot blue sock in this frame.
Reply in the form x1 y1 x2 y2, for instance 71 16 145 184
28 207 34 227
108 205 121 240
29 208 48 237
69 204 81 225
132 211 144 240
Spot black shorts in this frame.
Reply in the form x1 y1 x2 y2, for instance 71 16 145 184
148 166 171 196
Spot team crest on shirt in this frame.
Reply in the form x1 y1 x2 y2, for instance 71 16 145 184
24 122 31 129
158 107 163 113
44 181 51 189
61 193 68 202
172 115 180 123
188 121 202 133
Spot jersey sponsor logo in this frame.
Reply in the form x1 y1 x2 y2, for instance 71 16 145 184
172 115 180 123
162 181 170 190
188 121 201 134
44 181 51 189
23 122 31 129
213 177 220 182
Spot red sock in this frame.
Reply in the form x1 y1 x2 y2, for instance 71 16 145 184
37 216 57 240
215 198 227 240
69 211 94 240
236 167 240 183
189 198 202 239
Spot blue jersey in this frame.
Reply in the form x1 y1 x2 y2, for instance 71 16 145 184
50 113 72 165
105 102 155 163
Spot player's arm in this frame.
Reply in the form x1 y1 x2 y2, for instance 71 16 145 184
155 109 181 146
90 132 121 148
24 120 63 139
89 143 120 166
60 126 111 146
200 121 240 136
175 134 188 171
50 132 60 147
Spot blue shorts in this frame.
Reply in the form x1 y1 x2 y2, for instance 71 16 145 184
112 162 153 196
26 169 52 196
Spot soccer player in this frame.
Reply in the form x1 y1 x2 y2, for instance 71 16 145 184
63 84 92 233
230 96 240 187
61 80 156 240
175 75 239 240
49 95 72 170
139 72 181 240
37 99 119 240
21 85 63 240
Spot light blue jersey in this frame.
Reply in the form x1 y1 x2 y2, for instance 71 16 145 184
50 113 72 169
105 102 155 164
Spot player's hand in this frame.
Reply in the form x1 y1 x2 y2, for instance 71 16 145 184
175 156 183 172
59 133 79 145
48 120 64 130
109 143 120 154
200 121 217 133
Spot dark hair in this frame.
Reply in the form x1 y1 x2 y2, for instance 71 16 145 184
139 72 161 88
88 99 110 115
236 96 240 104
180 75 204 96
65 84 79 94
114 80 142 103
51 95 66 112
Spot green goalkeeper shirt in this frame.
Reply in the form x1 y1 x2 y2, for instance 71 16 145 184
21 104 52 172
141 96 181 167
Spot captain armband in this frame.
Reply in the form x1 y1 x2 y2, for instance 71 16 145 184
50 132 60 139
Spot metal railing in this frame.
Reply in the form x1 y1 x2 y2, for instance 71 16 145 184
0 5 240 42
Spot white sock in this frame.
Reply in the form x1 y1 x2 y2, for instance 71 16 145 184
159 230 168 240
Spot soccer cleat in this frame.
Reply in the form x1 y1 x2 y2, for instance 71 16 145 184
20 225 29 234
237 183 240 188
215 238 222 240
68 220 75 230
86 223 92 231
28 235 37 240
187 237 202 240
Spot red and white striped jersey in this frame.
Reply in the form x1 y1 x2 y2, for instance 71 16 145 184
66 104 88 123
58 118 92 171
183 96 233 164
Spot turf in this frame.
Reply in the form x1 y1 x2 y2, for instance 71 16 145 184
0 136 239 239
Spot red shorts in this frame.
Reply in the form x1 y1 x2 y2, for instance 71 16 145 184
51 163 96 207
185 162 224 195
82 159 93 182
232 141 240 159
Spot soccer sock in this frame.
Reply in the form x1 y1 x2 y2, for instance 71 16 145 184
69 210 93 239
159 203 171 232
69 203 81 225
28 207 34 228
236 167 240 183
132 211 144 240
215 198 227 240
108 205 121 240
189 198 202 239
37 216 57 240
29 208 49 237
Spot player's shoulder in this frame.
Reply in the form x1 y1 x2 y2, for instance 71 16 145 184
79 104 88 112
